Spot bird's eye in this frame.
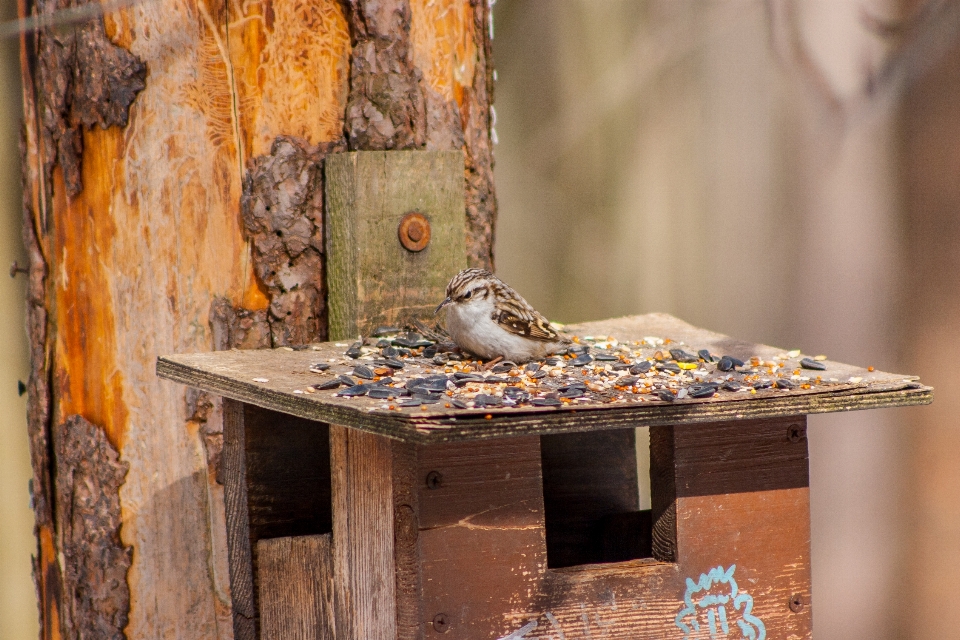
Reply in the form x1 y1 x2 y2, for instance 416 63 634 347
463 290 473 299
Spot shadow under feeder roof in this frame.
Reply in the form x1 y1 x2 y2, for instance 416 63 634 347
156 312 931 444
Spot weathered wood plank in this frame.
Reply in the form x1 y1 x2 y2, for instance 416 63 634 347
325 150 467 341
417 436 546 638
257 534 336 640
157 314 932 444
330 425 397 640
391 441 423 640
222 399 257 640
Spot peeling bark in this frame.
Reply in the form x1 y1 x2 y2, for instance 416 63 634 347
54 415 132 640
342 0 427 150
462 0 497 270
36 0 146 197
240 136 343 346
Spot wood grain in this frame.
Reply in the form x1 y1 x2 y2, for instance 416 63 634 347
223 399 257 640
157 313 932 444
330 425 398 640
257 534 336 640
412 417 812 639
391 441 423 640
324 150 467 341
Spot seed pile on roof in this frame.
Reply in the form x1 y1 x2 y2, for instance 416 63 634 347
289 329 846 412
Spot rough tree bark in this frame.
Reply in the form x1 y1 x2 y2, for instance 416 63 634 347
17 0 496 636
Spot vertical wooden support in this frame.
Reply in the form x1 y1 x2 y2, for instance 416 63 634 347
649 425 678 562
223 398 257 640
330 425 398 640
257 535 337 640
324 150 467 340
391 442 423 640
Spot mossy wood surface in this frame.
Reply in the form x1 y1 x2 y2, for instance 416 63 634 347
158 314 932 444
325 150 467 341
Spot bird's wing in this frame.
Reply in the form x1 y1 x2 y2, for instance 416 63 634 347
492 292 568 343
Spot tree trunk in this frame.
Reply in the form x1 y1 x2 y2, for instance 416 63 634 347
17 0 496 635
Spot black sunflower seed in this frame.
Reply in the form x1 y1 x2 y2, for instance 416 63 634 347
670 349 698 363
353 365 375 380
492 362 516 373
345 343 362 359
630 361 652 375
698 349 718 363
373 326 401 337
559 387 585 399
473 394 502 408
382 358 405 370
532 397 561 407
800 357 826 371
776 379 798 390
531 370 548 379
524 363 541 373
753 379 773 390
450 398 468 409
308 362 330 373
453 375 484 387
376 339 392 349
617 376 640 387
337 375 358 387
482 376 509 384
721 380 742 392
422 344 439 359
688 383 718 399
594 353 619 361
337 384 371 397
313 379 342 391
544 357 562 366
570 354 594 367
411 393 442 404
657 389 677 402
717 356 737 372
566 344 590 355
368 387 400 399
656 362 681 374
375 377 394 386
503 387 529 402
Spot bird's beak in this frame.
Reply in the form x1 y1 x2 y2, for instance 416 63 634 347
435 297 452 315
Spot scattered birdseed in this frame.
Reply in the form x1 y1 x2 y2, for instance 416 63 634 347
353 365 375 380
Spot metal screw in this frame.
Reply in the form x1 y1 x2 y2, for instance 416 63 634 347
432 613 450 633
425 470 443 490
787 424 805 443
398 212 431 252
789 593 804 612
9 261 28 278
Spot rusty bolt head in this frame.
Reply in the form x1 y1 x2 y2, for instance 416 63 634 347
788 424 806 443
432 613 450 633
399 212 431 252
789 593 805 612
425 470 443 490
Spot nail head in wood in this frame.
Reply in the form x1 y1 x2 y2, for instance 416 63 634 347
432 613 450 633
399 212 431 252
788 423 806 443
425 470 443 490
789 593 805 612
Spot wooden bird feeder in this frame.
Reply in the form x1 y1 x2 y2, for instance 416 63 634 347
157 151 932 640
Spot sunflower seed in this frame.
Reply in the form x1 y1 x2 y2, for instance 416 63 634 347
373 326 401 337
594 353 619 361
524 363 541 373
688 383 718 398
670 349 698 363
657 362 681 374
721 380 742 392
753 379 773 390
313 379 342 391
657 389 677 402
337 375 358 386
503 387 529 402
376 339 392 349
368 387 400 399
337 384 371 397
532 397 562 407
617 376 640 387
775 379 798 390
474 394 502 408
345 343 362 359
630 361 652 375
531 370 548 379
308 362 330 373
544 357 562 366
423 345 439 358
570 354 594 367
800 357 827 371
717 356 740 372
567 345 590 355
492 361 517 373
353 365 375 380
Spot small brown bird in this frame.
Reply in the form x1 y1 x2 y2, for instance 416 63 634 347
435 268 570 363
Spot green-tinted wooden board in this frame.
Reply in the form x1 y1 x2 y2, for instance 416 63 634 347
325 150 467 341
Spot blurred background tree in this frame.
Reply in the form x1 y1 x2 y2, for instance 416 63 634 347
2 0 959 638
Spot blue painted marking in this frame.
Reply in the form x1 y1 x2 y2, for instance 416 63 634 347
675 565 766 640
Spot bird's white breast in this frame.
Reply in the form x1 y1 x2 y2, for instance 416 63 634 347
444 297 565 362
